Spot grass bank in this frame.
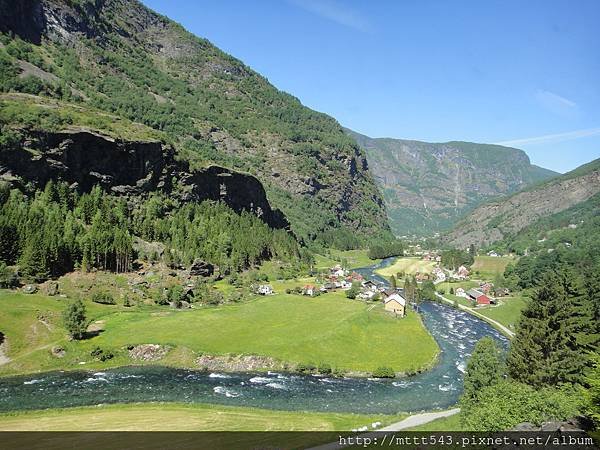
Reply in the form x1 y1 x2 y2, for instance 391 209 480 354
0 402 406 431
0 288 438 376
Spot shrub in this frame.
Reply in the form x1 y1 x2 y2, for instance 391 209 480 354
90 346 114 361
92 291 116 305
372 367 395 378
318 363 332 375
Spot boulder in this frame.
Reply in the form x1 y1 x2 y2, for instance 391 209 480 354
22 284 37 294
51 346 65 358
45 281 59 296
189 259 214 277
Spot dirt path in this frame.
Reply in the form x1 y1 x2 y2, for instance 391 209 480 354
378 407 460 431
0 339 10 366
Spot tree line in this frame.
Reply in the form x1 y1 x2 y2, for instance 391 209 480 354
0 181 301 281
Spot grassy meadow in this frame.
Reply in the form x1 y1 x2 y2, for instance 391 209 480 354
471 255 515 279
0 287 438 376
475 296 529 330
0 402 405 431
375 257 437 278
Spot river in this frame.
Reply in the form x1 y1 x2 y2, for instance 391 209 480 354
0 258 508 414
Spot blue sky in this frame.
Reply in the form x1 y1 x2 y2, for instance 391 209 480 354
142 0 600 173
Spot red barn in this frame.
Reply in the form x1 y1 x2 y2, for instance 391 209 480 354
467 289 491 305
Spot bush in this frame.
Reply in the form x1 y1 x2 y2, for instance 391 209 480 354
318 363 332 375
372 367 395 378
90 346 114 361
92 291 116 305
461 380 582 431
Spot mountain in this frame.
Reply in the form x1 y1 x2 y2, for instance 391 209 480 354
444 158 600 249
346 129 559 237
0 0 391 247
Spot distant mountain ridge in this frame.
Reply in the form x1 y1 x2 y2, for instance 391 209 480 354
444 158 600 249
346 129 559 236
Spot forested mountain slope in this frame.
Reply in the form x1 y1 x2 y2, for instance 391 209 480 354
346 129 558 236
444 158 600 249
0 0 390 247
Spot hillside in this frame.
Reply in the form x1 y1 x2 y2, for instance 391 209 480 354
346 129 558 236
444 158 600 249
0 0 391 247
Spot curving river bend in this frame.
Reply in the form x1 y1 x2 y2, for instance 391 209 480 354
0 258 508 414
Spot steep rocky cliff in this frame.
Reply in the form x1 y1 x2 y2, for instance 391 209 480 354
444 159 600 249
347 129 558 236
0 0 390 244
0 126 289 230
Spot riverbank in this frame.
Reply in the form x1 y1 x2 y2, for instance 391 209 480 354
435 293 515 338
0 289 439 378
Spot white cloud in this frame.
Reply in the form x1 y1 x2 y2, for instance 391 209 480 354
495 127 600 147
535 89 577 116
288 0 371 32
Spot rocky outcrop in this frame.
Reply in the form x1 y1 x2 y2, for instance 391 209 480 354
0 129 289 230
0 0 391 242
188 259 214 277
347 129 558 236
444 160 600 248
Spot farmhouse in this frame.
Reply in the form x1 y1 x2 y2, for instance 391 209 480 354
361 280 378 292
384 293 406 316
256 284 273 295
302 285 317 296
455 287 467 297
457 265 470 279
467 288 492 305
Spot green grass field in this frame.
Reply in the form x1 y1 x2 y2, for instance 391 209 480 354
0 402 405 431
375 257 437 278
0 288 438 376
475 297 529 330
314 249 380 271
471 256 515 279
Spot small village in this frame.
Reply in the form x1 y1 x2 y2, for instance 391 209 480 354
252 248 513 319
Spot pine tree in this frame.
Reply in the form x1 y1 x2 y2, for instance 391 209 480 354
507 269 588 386
389 275 397 289
63 299 87 340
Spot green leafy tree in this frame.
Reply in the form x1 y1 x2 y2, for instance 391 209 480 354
461 380 582 431
461 337 504 407
345 282 360 299
389 275 397 289
63 299 87 340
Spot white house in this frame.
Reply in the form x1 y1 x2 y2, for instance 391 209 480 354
257 284 273 295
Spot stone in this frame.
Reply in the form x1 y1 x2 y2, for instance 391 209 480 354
51 346 66 358
46 281 59 296
22 284 37 294
189 259 214 277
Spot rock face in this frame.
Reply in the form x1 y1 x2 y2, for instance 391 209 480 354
347 129 558 236
0 129 289 230
0 0 391 243
444 159 600 248
188 259 214 277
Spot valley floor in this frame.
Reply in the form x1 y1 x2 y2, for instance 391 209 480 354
0 285 438 377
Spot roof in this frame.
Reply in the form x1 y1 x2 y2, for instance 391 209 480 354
467 288 485 298
384 293 406 306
